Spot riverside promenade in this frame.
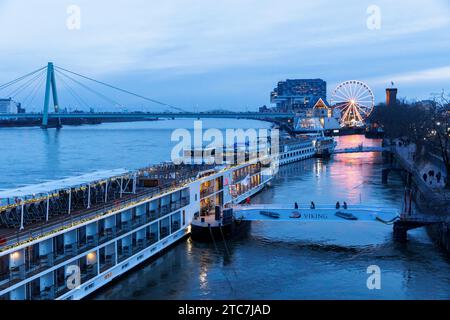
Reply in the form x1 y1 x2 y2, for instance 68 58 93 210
386 139 450 249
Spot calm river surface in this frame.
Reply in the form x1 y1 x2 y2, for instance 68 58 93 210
1 119 449 299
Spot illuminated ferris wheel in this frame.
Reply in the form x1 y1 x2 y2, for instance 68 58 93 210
331 80 375 127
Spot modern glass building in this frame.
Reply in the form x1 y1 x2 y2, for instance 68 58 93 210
270 79 327 112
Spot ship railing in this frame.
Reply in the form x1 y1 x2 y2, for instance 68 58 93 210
0 181 190 252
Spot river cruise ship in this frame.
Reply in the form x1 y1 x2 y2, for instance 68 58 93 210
0 155 274 300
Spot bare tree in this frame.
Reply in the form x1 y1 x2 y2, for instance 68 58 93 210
430 90 450 188
370 91 450 188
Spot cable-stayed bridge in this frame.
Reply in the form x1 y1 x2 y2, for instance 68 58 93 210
0 62 294 128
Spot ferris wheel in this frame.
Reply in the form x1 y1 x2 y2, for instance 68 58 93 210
331 80 375 127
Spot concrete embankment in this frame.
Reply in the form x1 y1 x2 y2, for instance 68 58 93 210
384 139 450 251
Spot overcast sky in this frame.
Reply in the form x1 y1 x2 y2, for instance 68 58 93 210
1 0 450 111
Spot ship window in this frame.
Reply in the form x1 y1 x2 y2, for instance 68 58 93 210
147 223 159 244
160 217 170 239
53 234 64 256
171 212 181 233
77 226 87 248
0 255 9 282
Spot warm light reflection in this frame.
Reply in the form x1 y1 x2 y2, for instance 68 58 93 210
10 251 21 261
329 135 382 203
199 265 208 290
87 252 97 265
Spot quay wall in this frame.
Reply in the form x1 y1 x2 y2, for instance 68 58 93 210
383 140 450 251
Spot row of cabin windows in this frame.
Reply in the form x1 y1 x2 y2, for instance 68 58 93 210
0 208 186 284
0 211 185 300
281 148 314 159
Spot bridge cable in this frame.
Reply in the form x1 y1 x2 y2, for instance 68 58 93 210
0 66 47 91
55 72 92 111
26 75 47 110
54 65 187 112
21 70 47 108
5 69 47 99
55 69 123 109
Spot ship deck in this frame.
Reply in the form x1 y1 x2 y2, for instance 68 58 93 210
0 163 216 251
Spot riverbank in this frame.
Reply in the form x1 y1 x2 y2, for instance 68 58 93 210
385 139 450 251
0 117 159 128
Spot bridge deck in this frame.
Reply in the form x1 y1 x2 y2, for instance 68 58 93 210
0 112 295 120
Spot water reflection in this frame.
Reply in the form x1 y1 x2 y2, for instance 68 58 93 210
93 135 450 300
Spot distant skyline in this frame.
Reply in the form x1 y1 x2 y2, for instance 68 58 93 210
1 0 450 111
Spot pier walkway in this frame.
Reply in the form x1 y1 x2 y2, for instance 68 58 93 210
232 204 399 224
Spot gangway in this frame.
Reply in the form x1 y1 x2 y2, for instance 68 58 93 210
232 204 400 224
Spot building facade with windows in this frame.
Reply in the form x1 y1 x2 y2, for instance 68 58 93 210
0 98 19 114
270 79 327 112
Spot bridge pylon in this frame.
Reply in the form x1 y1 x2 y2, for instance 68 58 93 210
41 62 61 129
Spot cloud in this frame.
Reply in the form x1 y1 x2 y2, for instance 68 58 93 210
369 66 450 86
0 0 450 109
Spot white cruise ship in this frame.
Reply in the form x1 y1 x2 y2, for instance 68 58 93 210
0 129 335 300
276 136 316 165
0 155 275 300
275 133 336 165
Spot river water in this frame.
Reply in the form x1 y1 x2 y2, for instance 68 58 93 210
1 120 449 299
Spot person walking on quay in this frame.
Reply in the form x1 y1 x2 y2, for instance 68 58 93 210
310 201 315 209
343 201 348 209
294 202 299 209
336 201 340 209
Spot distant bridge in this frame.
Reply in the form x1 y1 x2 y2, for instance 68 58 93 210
0 62 295 128
334 146 388 154
0 111 295 121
